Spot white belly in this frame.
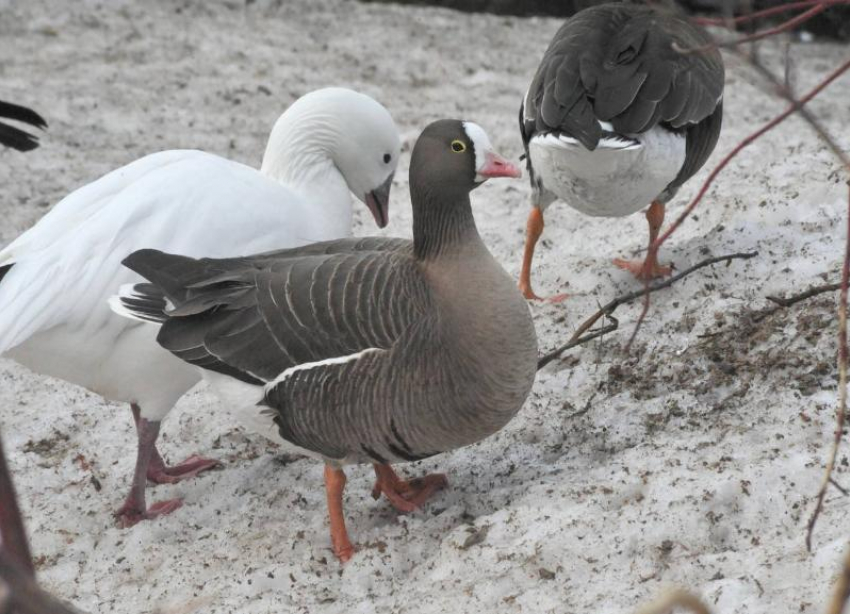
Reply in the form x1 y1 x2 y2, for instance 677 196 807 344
529 126 686 217
7 320 201 420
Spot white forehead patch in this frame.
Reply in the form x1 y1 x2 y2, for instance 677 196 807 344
462 121 492 173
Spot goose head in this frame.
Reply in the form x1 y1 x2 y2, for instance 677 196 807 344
261 87 400 228
410 119 521 197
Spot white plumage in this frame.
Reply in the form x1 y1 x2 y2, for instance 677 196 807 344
0 87 400 524
528 125 686 217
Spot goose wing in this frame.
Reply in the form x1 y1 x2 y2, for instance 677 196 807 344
119 240 429 386
521 4 724 161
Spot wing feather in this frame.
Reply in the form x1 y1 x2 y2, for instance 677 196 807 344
120 240 426 387
523 4 724 153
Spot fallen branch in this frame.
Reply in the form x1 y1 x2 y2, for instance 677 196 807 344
766 282 841 307
0 428 88 613
0 433 34 578
749 280 841 324
0 551 83 614
537 251 757 370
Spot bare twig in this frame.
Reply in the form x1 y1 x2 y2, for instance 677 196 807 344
677 4 829 54
766 282 841 307
538 251 757 369
0 552 83 614
693 0 850 27
829 477 849 496
627 56 850 352
827 546 850 614
806 182 850 552
0 434 34 578
0 426 88 613
742 56 850 172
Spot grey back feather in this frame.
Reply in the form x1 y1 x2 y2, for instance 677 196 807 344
122 239 429 385
521 4 724 154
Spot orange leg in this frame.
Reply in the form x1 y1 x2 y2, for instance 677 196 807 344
371 464 447 513
613 200 673 280
324 465 355 563
518 207 568 303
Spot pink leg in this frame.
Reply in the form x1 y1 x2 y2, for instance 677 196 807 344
116 404 220 527
129 404 219 485
115 410 182 527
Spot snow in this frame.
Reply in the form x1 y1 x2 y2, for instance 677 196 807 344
2 1 850 613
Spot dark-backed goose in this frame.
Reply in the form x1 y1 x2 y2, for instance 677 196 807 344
519 4 724 299
0 88 400 527
0 101 46 151
111 119 537 561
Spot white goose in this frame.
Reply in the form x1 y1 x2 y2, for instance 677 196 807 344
0 87 400 526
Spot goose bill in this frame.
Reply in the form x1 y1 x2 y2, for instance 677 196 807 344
364 173 394 229
476 151 522 182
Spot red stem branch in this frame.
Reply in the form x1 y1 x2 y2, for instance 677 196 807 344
679 4 829 53
806 182 850 551
693 0 850 27
625 56 850 351
0 433 34 578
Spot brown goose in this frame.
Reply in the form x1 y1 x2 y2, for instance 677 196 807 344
111 119 538 562
519 3 725 300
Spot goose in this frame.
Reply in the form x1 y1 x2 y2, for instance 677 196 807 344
0 100 46 151
110 119 538 562
518 3 725 300
0 87 400 527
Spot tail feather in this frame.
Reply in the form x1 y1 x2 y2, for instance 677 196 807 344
108 283 169 324
122 249 233 304
0 101 47 129
0 101 47 152
0 263 13 285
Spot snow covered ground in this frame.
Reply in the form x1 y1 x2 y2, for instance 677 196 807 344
1 1 850 613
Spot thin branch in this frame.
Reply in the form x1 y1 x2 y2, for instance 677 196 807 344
0 552 83 614
0 433 34 578
806 182 850 552
537 251 757 369
693 0 850 27
829 477 849 496
537 318 618 369
748 280 842 324
677 4 829 54
743 55 850 171
766 282 842 307
627 56 850 352
827 546 850 614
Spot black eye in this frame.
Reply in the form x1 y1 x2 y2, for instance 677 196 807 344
451 140 466 153
383 153 391 164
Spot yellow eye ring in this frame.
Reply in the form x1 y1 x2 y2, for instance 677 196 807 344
451 140 466 153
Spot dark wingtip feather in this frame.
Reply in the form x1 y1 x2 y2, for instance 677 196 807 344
0 101 47 130
0 101 47 151
0 123 41 152
0 263 13 286
121 248 168 272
